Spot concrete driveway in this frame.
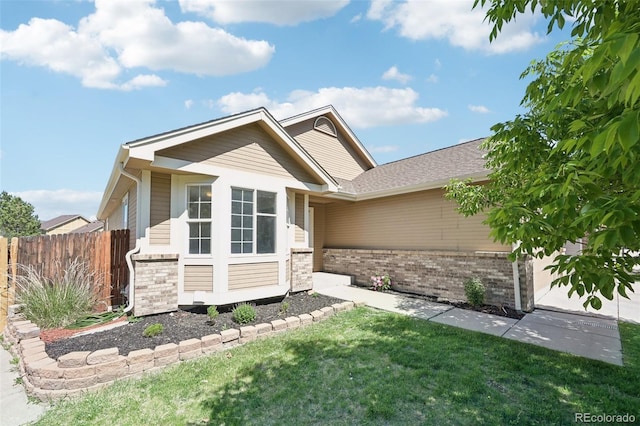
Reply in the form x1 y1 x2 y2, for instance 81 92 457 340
535 284 640 324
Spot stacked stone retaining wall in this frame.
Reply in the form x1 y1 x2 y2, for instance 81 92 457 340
3 300 359 402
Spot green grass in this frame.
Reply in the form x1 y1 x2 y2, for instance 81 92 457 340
35 308 640 425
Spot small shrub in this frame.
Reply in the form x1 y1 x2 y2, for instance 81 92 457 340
15 259 101 329
232 303 257 324
207 305 219 323
464 277 486 307
143 323 164 337
370 273 392 292
279 301 289 316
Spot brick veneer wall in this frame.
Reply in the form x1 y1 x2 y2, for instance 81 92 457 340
323 248 534 311
290 248 313 292
132 253 179 317
3 300 359 402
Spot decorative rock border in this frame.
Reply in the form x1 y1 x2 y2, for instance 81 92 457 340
2 300 363 402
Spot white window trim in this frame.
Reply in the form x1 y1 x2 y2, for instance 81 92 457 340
185 182 214 257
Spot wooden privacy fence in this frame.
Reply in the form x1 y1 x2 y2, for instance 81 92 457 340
1 230 129 330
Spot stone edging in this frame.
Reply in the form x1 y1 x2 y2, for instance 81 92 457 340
3 300 363 402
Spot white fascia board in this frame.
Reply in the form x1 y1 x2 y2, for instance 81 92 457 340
280 105 377 168
96 145 130 220
152 156 332 194
325 172 489 202
128 111 264 162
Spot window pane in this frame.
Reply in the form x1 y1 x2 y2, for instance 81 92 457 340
231 215 241 227
200 186 212 201
189 223 199 238
243 243 253 253
201 223 211 237
232 188 242 201
243 216 252 227
242 202 253 215
257 215 275 253
231 243 241 254
232 201 242 214
231 229 241 241
200 203 211 219
201 239 211 254
189 239 199 254
188 186 200 202
257 191 276 214
243 190 253 201
188 203 198 219
243 229 252 242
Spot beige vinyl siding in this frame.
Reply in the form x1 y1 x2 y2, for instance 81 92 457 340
295 194 305 243
158 124 319 183
324 189 509 252
228 262 279 290
106 204 123 232
311 204 325 271
184 265 213 292
128 187 137 249
46 217 90 235
285 118 370 180
150 172 171 245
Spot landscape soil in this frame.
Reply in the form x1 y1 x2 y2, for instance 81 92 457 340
45 292 342 360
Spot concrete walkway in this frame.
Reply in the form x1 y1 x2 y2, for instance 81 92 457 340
0 345 48 425
316 279 624 366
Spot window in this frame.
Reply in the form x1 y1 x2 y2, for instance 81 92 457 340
122 194 129 230
231 188 276 254
187 185 212 254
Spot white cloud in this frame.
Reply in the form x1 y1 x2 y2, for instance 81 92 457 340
367 0 542 54
0 0 274 89
434 58 442 69
426 73 438 83
184 99 194 109
468 104 490 113
15 189 103 222
218 86 447 128
350 14 362 24
382 66 412 84
179 0 349 25
368 145 399 153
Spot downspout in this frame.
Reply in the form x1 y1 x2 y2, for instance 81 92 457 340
119 163 142 314
511 242 522 311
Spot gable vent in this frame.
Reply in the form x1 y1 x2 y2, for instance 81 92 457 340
314 116 337 137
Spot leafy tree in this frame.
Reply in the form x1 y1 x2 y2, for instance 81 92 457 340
0 191 42 239
446 1 640 309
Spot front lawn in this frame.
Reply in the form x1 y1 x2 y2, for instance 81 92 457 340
35 308 640 425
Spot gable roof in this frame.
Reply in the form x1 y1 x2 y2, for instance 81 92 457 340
98 107 340 219
332 138 489 200
280 105 377 169
40 214 90 231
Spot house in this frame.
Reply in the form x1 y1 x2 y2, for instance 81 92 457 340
97 106 541 317
69 220 104 233
41 215 91 235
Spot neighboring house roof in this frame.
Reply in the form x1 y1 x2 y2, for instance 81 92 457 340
332 138 489 200
70 221 104 233
40 214 90 232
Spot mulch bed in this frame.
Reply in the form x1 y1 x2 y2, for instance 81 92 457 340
43 288 524 361
45 292 343 360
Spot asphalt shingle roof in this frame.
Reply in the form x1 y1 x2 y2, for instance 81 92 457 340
40 214 87 231
344 138 488 195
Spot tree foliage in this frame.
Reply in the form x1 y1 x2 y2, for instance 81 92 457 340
0 191 41 239
446 1 640 309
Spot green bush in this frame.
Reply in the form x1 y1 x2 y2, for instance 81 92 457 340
232 303 257 324
464 277 486 307
207 305 219 323
15 259 100 329
279 301 289 316
143 323 164 337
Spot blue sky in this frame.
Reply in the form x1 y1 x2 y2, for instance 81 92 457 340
0 0 570 221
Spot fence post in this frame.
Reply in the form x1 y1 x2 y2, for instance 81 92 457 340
0 237 8 331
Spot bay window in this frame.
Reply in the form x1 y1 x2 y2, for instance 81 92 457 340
231 188 276 254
